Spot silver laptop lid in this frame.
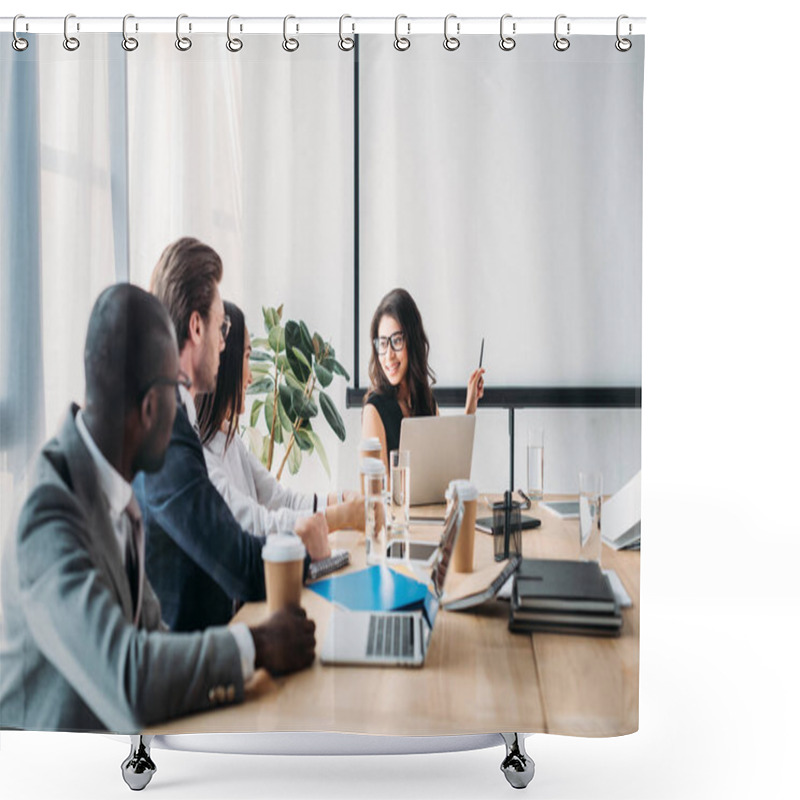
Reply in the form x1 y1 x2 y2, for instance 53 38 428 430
399 415 476 506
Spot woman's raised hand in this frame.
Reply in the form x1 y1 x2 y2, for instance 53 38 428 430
465 368 485 415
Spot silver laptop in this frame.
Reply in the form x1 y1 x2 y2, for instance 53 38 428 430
399 415 476 506
320 494 462 667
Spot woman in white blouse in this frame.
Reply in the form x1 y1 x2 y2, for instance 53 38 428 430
195 301 363 560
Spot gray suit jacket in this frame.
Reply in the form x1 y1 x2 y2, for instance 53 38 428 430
0 405 245 733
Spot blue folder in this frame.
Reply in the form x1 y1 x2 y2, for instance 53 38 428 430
308 565 429 612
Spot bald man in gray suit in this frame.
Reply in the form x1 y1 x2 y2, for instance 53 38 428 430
0 284 315 735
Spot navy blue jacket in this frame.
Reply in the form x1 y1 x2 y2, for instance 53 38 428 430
133 401 266 632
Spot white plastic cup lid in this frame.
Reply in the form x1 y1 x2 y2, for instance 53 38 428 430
262 532 306 563
359 437 381 452
360 456 386 475
446 479 478 502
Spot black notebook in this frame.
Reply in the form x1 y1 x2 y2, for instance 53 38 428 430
513 558 617 614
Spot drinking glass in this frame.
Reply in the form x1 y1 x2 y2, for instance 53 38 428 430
389 450 411 530
526 427 544 507
578 471 603 565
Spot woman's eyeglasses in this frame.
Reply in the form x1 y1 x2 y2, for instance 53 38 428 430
373 332 405 355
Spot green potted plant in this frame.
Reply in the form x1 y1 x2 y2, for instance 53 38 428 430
244 305 350 479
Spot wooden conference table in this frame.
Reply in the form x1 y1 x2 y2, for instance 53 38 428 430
147 497 639 737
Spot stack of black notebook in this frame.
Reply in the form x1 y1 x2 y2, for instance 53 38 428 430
509 559 622 636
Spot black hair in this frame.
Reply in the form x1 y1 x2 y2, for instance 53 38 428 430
84 283 176 413
196 300 246 450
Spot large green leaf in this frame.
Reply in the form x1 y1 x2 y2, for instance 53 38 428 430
247 377 274 395
249 350 271 362
278 385 297 428
294 427 314 452
319 391 346 441
291 347 311 371
262 306 280 331
284 321 311 382
250 399 264 428
284 370 306 393
322 357 350 382
249 362 272 376
308 430 331 478
287 441 303 475
298 321 314 357
250 337 270 350
262 396 275 435
314 362 333 388
268 324 285 353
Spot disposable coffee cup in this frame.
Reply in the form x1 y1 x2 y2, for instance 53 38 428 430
450 480 479 573
262 532 306 615
359 438 382 493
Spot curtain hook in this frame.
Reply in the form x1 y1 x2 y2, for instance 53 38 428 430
553 14 570 51
12 14 29 51
122 14 139 51
175 14 192 51
283 15 299 52
499 14 516 51
63 13 80 51
443 14 460 51
615 14 632 52
226 15 243 52
394 14 410 51
338 14 355 52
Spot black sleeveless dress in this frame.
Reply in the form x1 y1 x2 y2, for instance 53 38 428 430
365 393 405 455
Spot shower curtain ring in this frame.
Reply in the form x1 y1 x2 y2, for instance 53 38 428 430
175 14 192 51
499 14 515 51
394 15 410 51
338 14 355 51
443 14 460 51
12 14 29 51
283 15 299 52
615 15 632 52
63 13 80 51
122 15 139 51
226 15 243 52
553 14 570 51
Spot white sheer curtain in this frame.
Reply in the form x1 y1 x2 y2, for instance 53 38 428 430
357 33 643 493
126 34 355 494
1 34 121 525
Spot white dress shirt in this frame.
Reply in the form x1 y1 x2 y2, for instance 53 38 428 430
203 430 319 536
75 411 133 563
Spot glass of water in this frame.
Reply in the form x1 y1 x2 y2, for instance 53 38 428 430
389 450 411 554
526 427 544 507
578 471 603 565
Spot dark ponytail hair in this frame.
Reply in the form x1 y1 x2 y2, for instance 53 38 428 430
196 300 245 451
366 288 436 417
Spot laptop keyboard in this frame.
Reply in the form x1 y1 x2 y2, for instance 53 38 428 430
367 614 415 659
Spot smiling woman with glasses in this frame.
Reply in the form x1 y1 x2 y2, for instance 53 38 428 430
362 288 485 473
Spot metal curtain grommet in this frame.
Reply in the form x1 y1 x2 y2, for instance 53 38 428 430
63 13 80 51
394 14 410 51
443 14 460 51
12 14 29 51
499 14 515 51
338 14 355 51
553 14 570 51
175 14 192 51
283 15 299 52
226 15 243 52
615 14 632 51
122 14 138 51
